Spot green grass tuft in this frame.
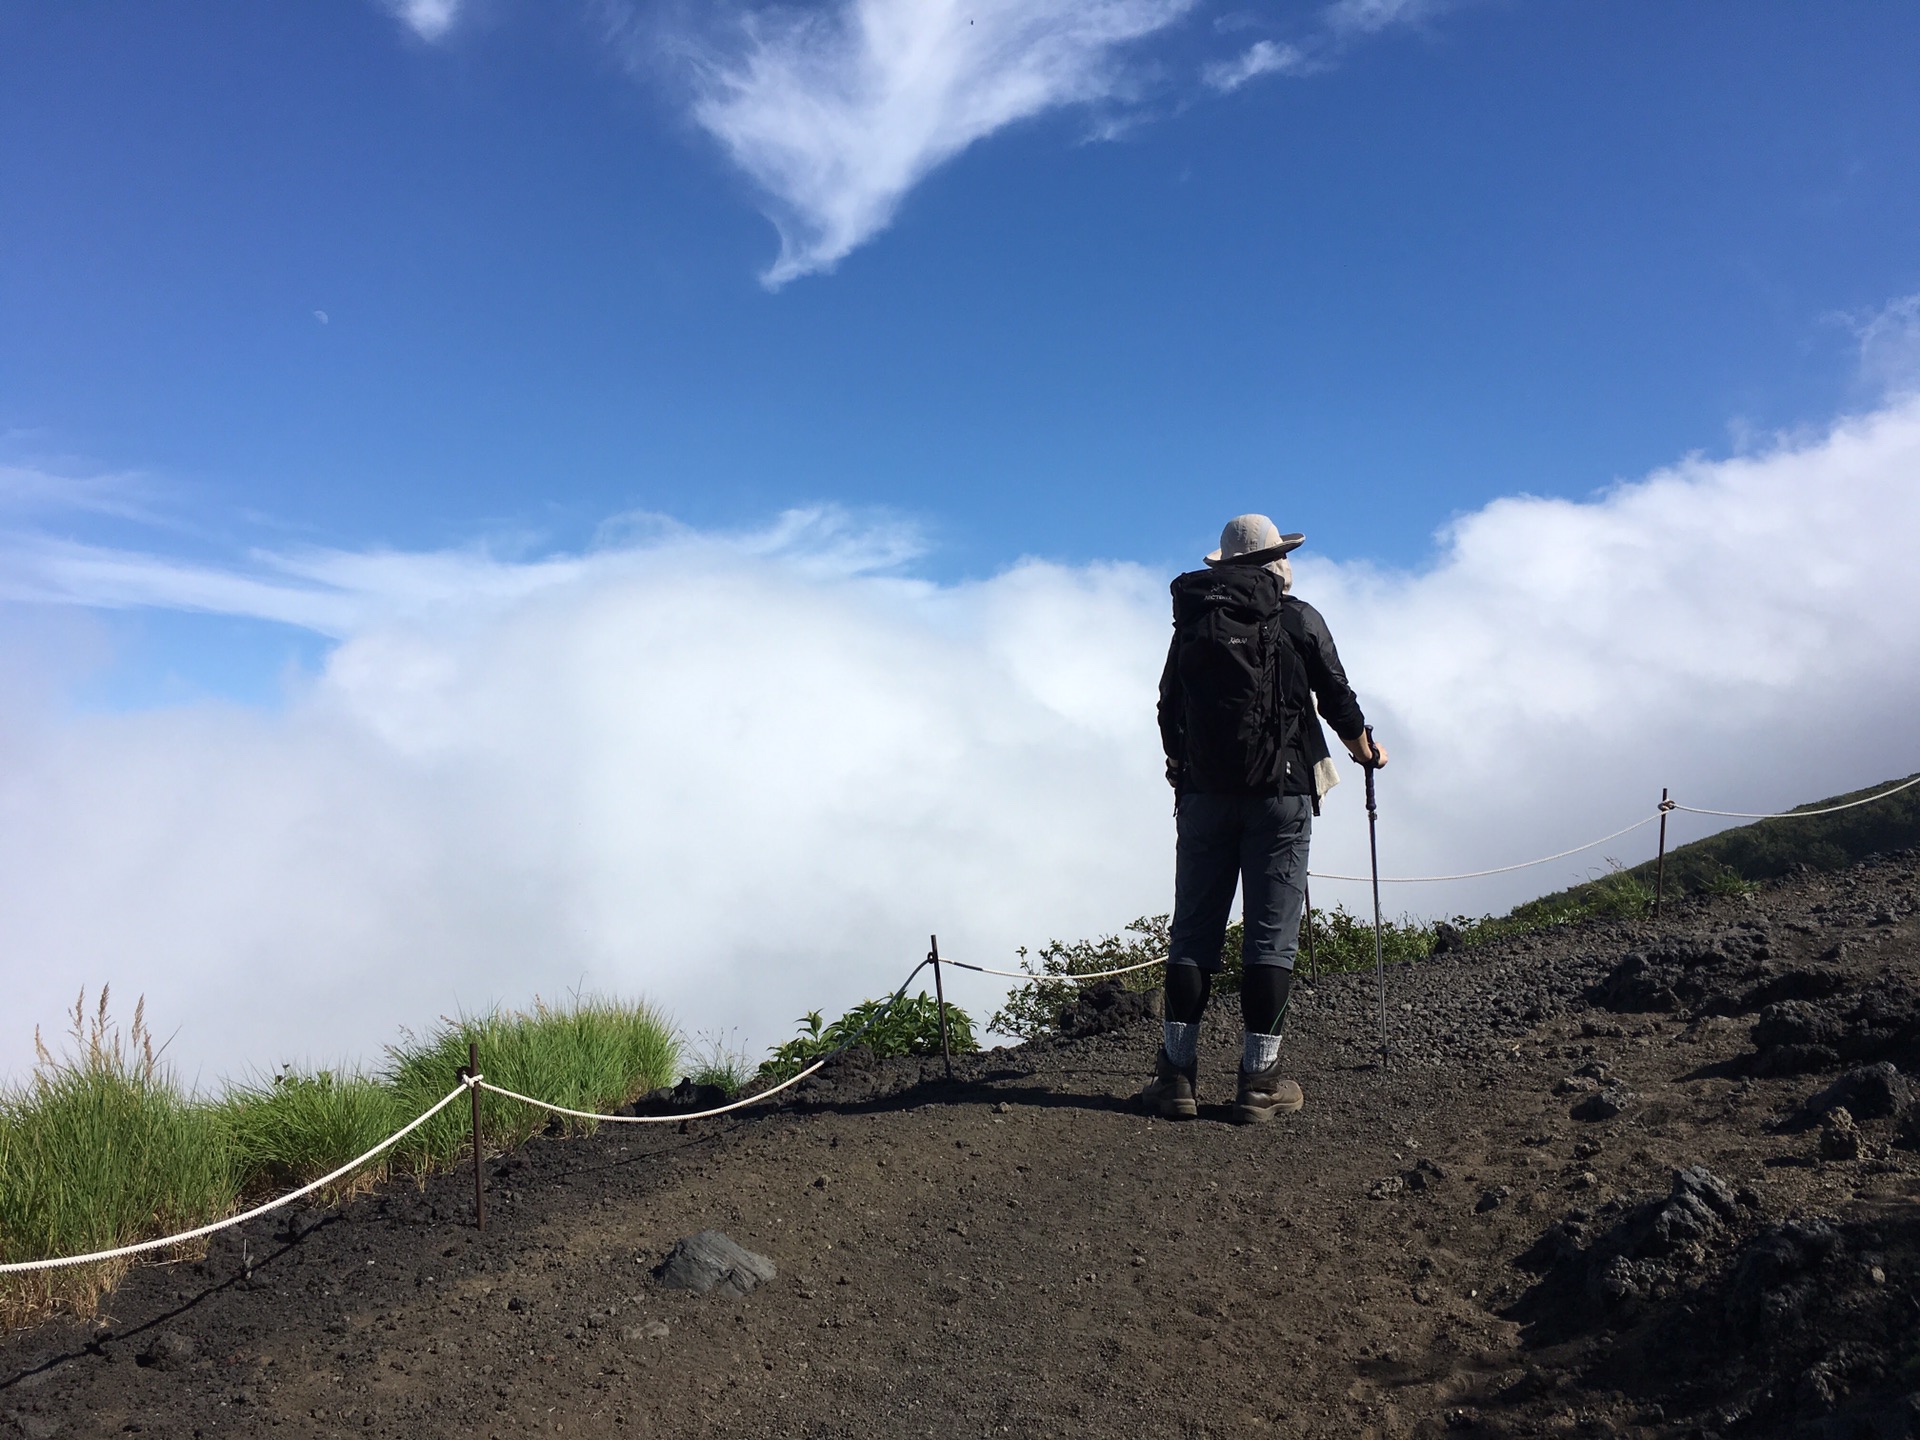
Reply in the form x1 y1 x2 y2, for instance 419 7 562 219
0 990 237 1327
683 1030 755 1096
389 994 680 1162
3 988 677 1330
221 1067 407 1199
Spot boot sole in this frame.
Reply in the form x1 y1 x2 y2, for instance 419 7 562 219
1232 1095 1304 1124
1154 1097 1199 1120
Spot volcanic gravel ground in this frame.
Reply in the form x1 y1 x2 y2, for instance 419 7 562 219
5 857 1920 1439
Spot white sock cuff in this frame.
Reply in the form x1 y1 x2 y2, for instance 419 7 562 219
1163 1020 1199 1067
1242 1029 1283 1072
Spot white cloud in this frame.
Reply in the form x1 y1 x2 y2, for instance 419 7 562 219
0 464 167 524
384 0 462 41
1322 0 1438 38
687 0 1193 286
1853 292 1920 398
1204 39 1310 93
5 399 1920 1086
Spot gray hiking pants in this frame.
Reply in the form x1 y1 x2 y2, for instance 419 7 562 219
1168 792 1313 974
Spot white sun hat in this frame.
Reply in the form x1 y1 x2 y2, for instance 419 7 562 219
1204 514 1305 567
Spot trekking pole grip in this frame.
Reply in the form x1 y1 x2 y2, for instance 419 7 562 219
1363 724 1378 817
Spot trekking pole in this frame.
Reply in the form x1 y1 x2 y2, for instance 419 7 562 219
1364 727 1387 1066
930 935 954 1084
1303 880 1316 980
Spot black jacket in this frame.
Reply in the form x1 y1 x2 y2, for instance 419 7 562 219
1158 593 1366 801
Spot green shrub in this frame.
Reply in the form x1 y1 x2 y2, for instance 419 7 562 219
0 990 236 1326
1290 902 1436 978
989 916 1168 1040
388 994 680 1163
760 992 977 1081
221 1067 407 1198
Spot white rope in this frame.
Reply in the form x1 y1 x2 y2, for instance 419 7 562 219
1671 772 1920 820
940 955 1166 982
478 1058 830 1125
1307 814 1661 883
0 1080 473 1276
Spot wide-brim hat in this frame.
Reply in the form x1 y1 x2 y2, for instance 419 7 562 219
1204 513 1305 567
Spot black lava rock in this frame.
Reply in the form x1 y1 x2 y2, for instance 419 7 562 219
630 1077 733 1118
1055 980 1162 1040
655 1231 777 1296
1803 1062 1913 1123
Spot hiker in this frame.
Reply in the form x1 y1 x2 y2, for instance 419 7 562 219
1144 514 1387 1124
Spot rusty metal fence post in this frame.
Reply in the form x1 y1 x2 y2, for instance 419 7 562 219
1653 787 1674 919
929 935 954 1083
468 1040 486 1232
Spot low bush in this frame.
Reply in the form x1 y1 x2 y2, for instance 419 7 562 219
989 916 1168 1040
1292 902 1435 978
761 992 978 1081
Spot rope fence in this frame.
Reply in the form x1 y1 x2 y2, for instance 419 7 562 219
1306 772 1920 886
1306 814 1661 884
4 769 1914 1280
0 962 941 1275
1669 771 1920 820
0 1081 474 1276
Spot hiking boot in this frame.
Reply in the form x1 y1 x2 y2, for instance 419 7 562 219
1139 1047 1198 1120
1233 1059 1304 1124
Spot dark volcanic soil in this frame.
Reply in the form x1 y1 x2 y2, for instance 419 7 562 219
5 858 1920 1440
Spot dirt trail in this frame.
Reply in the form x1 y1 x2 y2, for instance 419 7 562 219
4 858 1918 1439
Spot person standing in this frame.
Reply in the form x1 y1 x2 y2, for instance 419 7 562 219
1143 514 1386 1123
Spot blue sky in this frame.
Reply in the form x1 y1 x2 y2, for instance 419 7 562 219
7 4 1918 624
5 1 1920 1079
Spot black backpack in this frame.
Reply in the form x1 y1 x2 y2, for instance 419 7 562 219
1168 566 1306 794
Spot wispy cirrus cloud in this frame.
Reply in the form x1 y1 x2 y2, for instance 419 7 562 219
1203 38 1311 93
1206 0 1439 95
1322 0 1440 38
687 0 1194 287
375 0 1455 283
0 464 170 525
1852 292 1920 397
382 0 463 41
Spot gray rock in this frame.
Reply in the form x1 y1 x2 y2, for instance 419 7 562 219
1571 1083 1634 1122
1820 1106 1864 1161
1805 1062 1912 1122
655 1231 777 1296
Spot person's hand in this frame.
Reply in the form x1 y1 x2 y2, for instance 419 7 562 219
1346 733 1388 769
1165 757 1184 790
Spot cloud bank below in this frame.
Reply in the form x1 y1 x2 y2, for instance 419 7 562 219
5 395 1920 1085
